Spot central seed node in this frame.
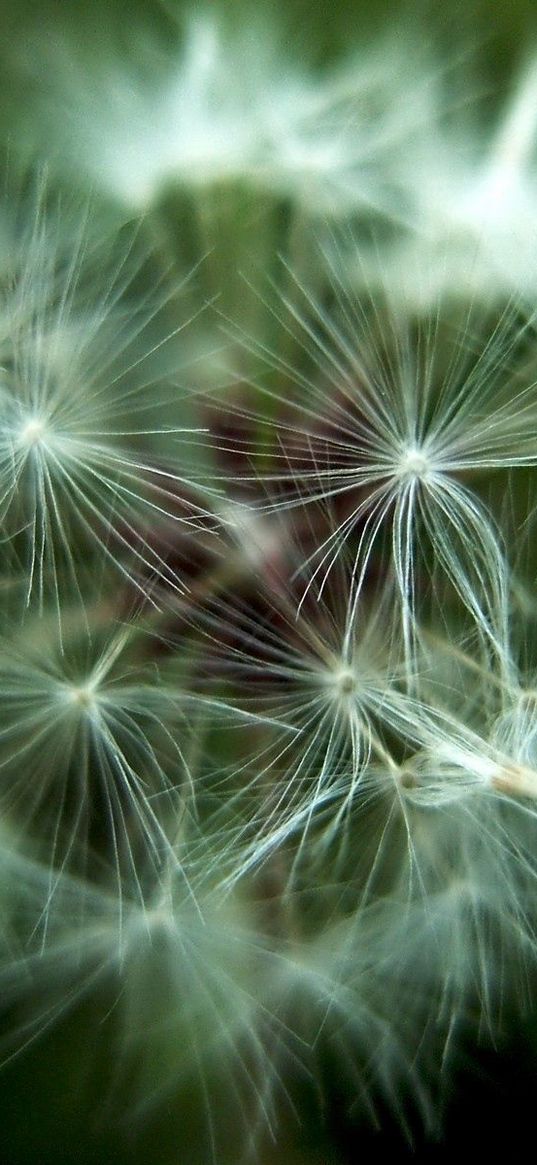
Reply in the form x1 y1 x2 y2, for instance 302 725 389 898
334 667 356 696
19 416 48 448
67 683 97 711
398 446 430 479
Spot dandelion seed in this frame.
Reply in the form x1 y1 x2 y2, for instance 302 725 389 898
347 55 537 306
270 906 437 1136
0 187 219 609
176 541 426 886
230 253 537 663
0 839 306 1164
18 12 442 223
0 607 196 889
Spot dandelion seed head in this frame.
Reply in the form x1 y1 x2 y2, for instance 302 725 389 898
3 26 537 1153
